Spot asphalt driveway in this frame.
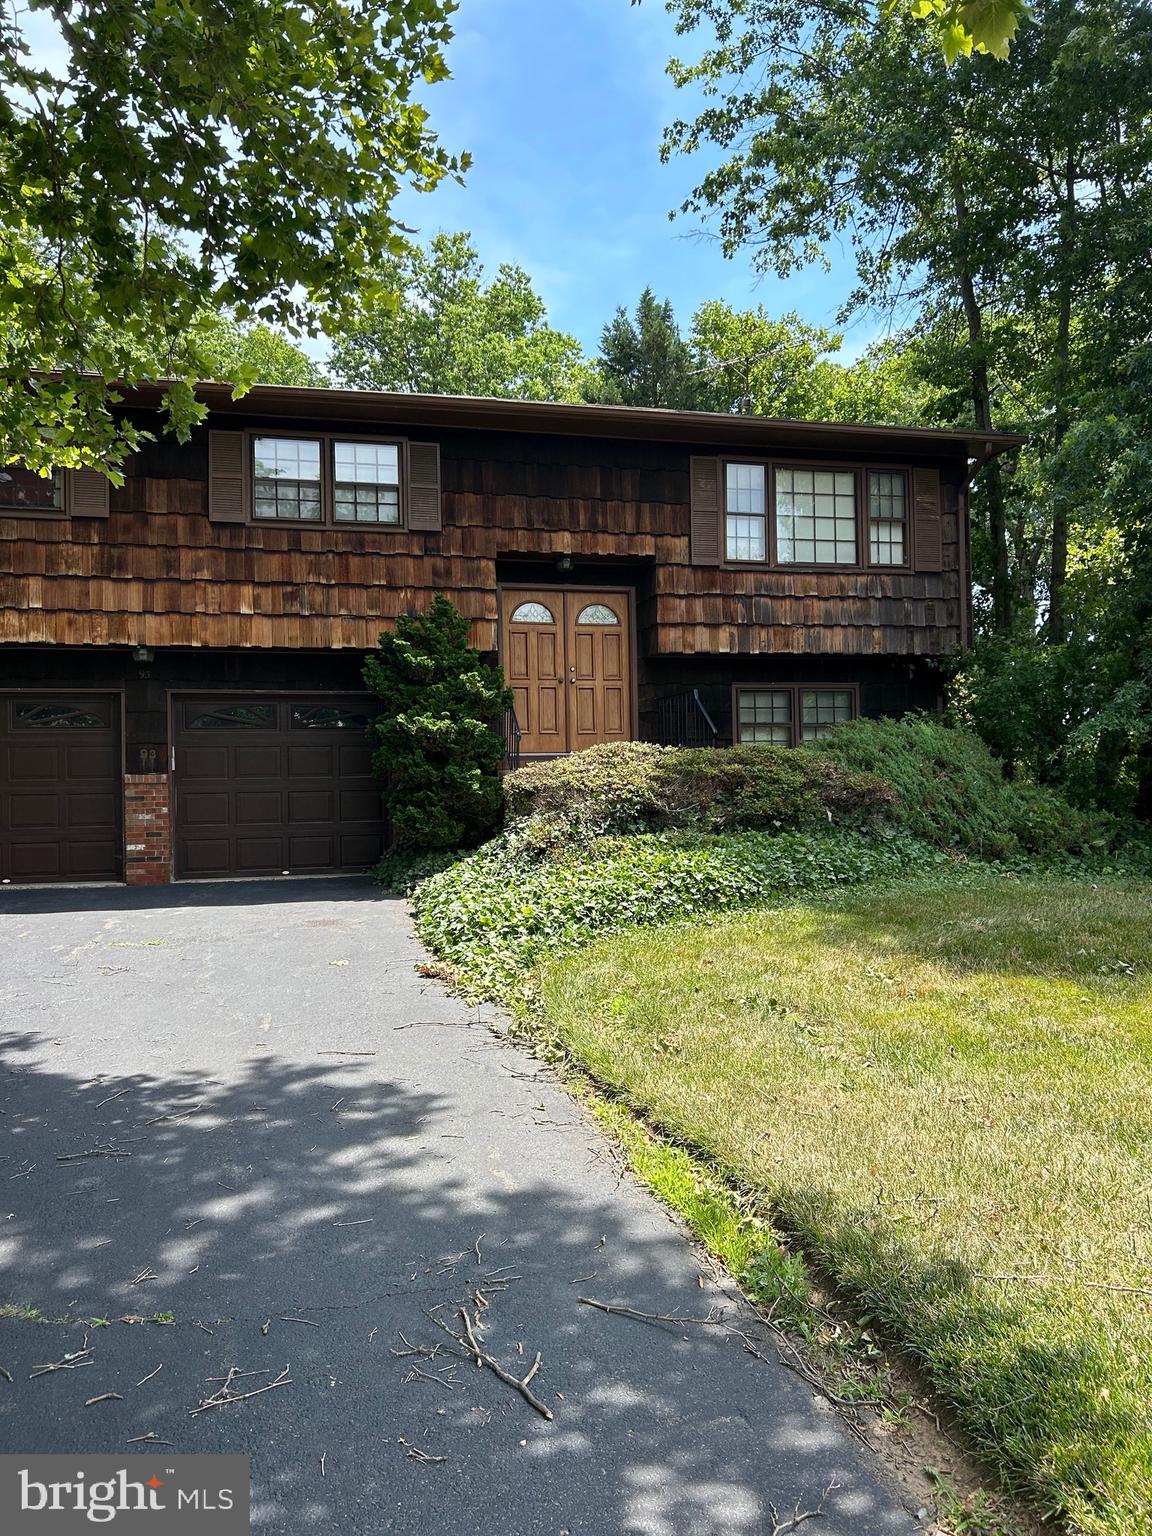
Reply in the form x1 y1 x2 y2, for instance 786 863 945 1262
0 879 915 1535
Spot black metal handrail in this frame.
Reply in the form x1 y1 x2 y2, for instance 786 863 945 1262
502 703 522 771
656 688 720 748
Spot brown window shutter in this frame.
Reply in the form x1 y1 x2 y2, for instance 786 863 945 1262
407 442 442 531
913 467 944 572
689 456 722 565
65 468 110 518
208 430 248 523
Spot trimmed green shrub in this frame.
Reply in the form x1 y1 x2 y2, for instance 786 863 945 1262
363 595 513 852
504 740 895 842
807 714 1112 859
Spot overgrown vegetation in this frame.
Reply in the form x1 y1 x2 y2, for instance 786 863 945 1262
812 715 1115 858
363 596 511 852
504 739 894 842
411 826 957 1001
540 883 1152 1535
406 722 1142 993
504 723 1124 860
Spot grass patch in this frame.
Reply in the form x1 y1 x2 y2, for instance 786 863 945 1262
540 879 1152 1536
410 826 960 1001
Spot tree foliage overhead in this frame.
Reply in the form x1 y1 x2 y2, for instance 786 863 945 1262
659 0 1152 818
328 231 590 401
1 0 462 474
193 317 327 388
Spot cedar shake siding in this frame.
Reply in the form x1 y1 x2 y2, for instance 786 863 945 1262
0 384 1020 883
1 402 982 660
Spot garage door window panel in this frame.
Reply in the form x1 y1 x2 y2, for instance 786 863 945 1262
291 704 374 731
15 701 109 729
185 703 276 730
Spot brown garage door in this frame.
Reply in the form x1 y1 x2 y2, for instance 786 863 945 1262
173 696 385 879
0 696 122 883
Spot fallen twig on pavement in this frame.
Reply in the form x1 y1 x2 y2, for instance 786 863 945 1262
189 1364 291 1416
768 1479 839 1534
426 1309 554 1421
31 1347 94 1377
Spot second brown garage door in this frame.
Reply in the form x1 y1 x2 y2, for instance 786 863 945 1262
173 696 385 879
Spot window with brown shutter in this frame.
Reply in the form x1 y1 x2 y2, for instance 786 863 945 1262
208 431 248 523
208 428 426 528
65 469 111 518
0 464 109 519
407 441 442 531
912 467 944 572
690 455 721 565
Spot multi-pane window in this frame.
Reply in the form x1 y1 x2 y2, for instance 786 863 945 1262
253 438 322 521
868 471 907 565
776 468 857 565
725 463 767 562
736 686 856 746
0 465 61 511
737 689 793 745
800 689 855 741
334 441 400 524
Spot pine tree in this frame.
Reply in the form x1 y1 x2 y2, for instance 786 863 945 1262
593 288 699 408
363 596 513 851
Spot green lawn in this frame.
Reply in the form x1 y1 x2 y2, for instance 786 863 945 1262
541 879 1152 1536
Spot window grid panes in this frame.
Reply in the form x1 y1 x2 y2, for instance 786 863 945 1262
575 603 620 625
738 690 793 746
510 602 555 624
253 438 322 521
869 471 906 566
333 441 400 524
776 468 857 565
725 463 767 562
800 690 854 741
0 465 62 511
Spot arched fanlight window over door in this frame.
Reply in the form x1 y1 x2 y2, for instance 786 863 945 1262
575 602 620 625
510 601 555 624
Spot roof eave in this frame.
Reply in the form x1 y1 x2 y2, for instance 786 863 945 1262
107 379 1029 456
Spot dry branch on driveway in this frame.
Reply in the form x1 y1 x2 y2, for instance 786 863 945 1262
422 1310 554 1421
31 1347 94 1377
578 1296 884 1411
189 1364 291 1416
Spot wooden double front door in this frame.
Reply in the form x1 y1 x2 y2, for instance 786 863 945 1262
501 589 633 756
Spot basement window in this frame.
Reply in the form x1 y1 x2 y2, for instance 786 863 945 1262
735 686 857 747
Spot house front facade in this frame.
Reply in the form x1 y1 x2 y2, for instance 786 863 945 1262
0 384 1019 885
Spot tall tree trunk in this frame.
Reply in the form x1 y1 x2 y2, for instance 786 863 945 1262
1046 154 1078 646
953 180 1013 634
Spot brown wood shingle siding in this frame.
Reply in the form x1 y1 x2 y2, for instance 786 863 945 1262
0 421 967 657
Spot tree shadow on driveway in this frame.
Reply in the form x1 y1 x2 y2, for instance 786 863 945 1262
0 917 916 1535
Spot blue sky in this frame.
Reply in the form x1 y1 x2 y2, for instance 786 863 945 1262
19 0 870 363
393 0 870 360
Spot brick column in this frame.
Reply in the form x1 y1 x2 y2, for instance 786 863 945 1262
123 773 172 885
